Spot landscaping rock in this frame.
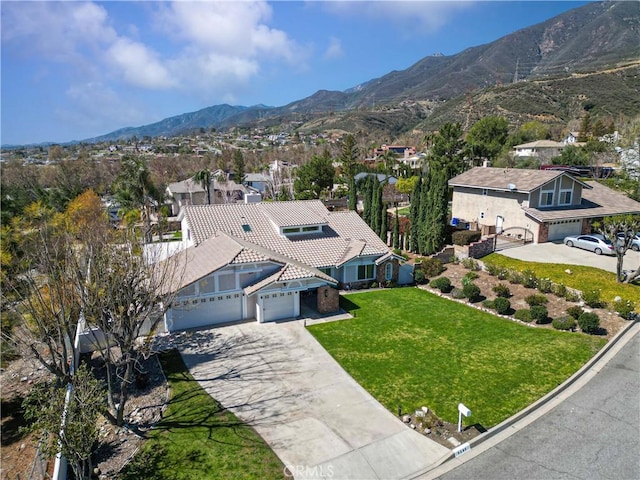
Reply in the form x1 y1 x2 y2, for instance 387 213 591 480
402 415 411 423
421 406 429 413
415 410 425 417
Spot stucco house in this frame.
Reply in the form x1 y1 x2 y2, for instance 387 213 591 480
162 200 402 331
449 167 640 244
165 171 249 217
513 140 565 159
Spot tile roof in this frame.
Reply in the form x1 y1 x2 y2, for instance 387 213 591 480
513 140 565 149
161 231 336 294
167 176 246 195
449 167 589 193
182 200 390 268
523 181 640 222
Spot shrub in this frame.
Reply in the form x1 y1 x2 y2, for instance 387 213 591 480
566 306 584 319
482 299 495 309
614 299 636 320
496 268 509 280
413 269 427 285
451 287 465 299
530 305 549 324
551 282 568 298
552 316 576 331
462 283 481 302
582 289 605 308
525 293 548 306
492 283 511 298
461 257 481 271
421 257 445 277
578 312 600 334
370 281 379 289
565 290 581 302
464 271 479 281
493 297 511 315
514 309 533 322
521 269 538 288
430 277 452 293
507 269 524 285
485 263 501 276
537 277 553 294
452 230 482 246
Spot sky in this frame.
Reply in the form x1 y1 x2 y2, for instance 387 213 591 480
1 0 591 146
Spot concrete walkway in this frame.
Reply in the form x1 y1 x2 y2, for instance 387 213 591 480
177 320 449 479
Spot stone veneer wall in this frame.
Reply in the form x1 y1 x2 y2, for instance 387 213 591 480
454 236 496 259
317 286 339 313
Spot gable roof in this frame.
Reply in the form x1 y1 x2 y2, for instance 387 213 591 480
166 176 247 195
523 180 640 222
449 167 591 193
161 231 336 294
513 140 565 149
181 200 390 269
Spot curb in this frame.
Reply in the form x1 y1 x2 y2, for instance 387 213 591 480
412 317 640 479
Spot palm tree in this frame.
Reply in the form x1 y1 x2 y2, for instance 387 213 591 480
194 169 212 204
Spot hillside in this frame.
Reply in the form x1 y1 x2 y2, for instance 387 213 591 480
84 1 640 142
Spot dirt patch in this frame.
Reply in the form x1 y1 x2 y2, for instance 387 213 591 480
0 353 169 480
399 407 482 448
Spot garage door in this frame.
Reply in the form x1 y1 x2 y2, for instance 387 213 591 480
548 219 582 241
169 293 243 331
261 291 297 323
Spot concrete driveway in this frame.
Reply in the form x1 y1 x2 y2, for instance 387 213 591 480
176 320 449 479
496 241 640 274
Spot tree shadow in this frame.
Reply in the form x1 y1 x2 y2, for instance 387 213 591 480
0 395 27 445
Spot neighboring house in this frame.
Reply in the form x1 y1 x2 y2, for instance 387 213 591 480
354 172 398 185
563 132 581 145
513 140 565 158
373 145 417 157
163 200 402 331
166 172 249 217
449 167 640 244
243 173 270 193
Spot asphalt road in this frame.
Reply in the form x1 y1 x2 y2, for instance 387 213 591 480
434 329 640 480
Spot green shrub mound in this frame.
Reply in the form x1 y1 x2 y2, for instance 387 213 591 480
421 258 445 277
525 293 548 306
508 270 524 285
578 312 600 334
452 230 482 246
492 283 511 298
462 283 482 302
514 309 533 322
430 277 452 293
582 289 605 308
551 283 568 298
482 299 495 309
552 316 576 331
493 297 511 315
537 277 553 293
614 299 636 320
414 269 428 285
461 258 481 271
521 269 538 288
451 287 465 299
531 305 549 324
566 306 584 319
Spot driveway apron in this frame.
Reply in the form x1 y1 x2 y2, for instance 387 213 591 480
177 320 450 479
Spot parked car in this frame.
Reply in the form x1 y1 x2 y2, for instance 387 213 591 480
563 234 615 255
617 232 640 251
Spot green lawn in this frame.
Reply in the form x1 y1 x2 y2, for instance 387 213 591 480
308 288 606 428
483 253 640 305
120 350 284 480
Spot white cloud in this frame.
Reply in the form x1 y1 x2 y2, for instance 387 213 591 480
107 38 175 89
324 37 345 60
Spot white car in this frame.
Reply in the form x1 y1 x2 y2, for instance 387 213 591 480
564 234 616 256
617 232 640 251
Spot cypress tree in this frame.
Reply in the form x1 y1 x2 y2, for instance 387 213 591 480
362 176 373 226
393 207 400 249
371 179 381 234
418 170 432 255
409 177 422 253
348 176 357 211
380 202 388 242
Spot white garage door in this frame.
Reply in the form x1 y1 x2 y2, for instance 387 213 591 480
548 219 582 241
169 293 243 331
262 291 297 323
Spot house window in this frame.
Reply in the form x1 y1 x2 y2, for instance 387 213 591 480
385 263 393 280
283 227 300 234
302 226 320 232
540 190 554 207
559 190 572 205
357 264 374 280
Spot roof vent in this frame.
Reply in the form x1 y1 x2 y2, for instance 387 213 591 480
507 183 517 191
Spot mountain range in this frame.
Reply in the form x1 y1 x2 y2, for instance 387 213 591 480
86 1 640 143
